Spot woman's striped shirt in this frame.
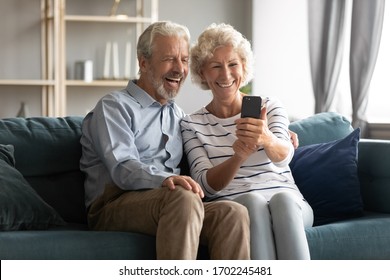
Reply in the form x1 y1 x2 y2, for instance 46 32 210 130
180 97 302 202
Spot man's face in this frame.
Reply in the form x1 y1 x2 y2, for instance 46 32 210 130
146 35 189 101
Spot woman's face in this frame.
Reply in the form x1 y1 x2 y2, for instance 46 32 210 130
201 45 244 99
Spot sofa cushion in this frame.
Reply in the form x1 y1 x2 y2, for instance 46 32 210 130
290 128 363 226
0 229 157 260
0 144 66 230
0 116 87 224
306 212 390 260
358 139 390 213
289 112 353 146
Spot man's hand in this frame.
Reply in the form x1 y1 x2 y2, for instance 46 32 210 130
289 130 299 149
162 175 204 198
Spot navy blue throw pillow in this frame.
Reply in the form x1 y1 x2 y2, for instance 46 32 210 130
0 144 66 230
290 128 363 226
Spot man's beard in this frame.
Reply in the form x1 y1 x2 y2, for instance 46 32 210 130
150 72 185 100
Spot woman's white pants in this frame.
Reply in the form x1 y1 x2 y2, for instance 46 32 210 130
233 191 313 260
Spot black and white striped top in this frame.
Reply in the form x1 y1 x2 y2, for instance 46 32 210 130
180 97 302 202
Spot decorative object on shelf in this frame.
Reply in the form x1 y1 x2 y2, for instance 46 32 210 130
16 102 29 118
74 60 93 82
124 42 131 79
103 41 131 80
112 41 120 79
110 0 121 16
103 41 112 79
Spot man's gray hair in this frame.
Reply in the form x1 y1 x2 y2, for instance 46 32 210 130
137 21 191 60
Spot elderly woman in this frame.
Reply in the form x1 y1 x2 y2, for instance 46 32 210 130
181 23 313 259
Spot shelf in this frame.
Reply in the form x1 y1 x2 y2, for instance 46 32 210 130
65 15 154 23
66 80 129 87
0 80 55 86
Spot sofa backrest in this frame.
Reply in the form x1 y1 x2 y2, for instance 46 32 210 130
0 116 86 224
358 139 390 213
289 112 354 146
1 112 388 225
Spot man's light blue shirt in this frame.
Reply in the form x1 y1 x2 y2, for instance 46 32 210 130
80 80 185 207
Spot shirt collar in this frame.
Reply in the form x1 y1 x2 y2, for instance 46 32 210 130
126 80 175 108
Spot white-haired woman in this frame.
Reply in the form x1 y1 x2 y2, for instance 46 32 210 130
181 23 313 259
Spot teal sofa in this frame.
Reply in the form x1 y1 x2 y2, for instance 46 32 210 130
0 112 390 259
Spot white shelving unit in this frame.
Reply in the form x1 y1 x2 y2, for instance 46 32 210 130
0 0 158 117
58 0 158 116
0 0 58 116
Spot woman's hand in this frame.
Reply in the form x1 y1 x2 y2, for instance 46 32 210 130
232 139 259 160
235 106 292 163
235 106 270 147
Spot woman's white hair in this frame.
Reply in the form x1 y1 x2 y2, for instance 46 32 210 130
190 23 254 90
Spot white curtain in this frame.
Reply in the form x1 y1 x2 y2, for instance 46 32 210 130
308 0 346 113
350 0 385 133
308 0 385 135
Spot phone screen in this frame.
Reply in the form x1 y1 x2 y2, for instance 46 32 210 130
241 96 262 119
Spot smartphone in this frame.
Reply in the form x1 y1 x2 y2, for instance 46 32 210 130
241 96 262 119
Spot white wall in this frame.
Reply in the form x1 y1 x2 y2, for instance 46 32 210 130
0 1 43 117
252 0 314 121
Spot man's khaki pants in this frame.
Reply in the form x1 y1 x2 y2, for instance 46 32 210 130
88 185 250 260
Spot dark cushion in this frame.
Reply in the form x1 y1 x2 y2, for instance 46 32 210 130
0 144 66 230
0 117 87 224
290 129 364 226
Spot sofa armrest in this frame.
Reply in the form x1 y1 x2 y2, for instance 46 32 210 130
358 139 390 213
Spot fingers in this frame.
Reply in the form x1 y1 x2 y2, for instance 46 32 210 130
235 118 262 145
235 118 260 135
233 140 258 160
235 107 267 129
183 177 204 198
289 130 299 149
260 105 267 120
162 176 204 198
